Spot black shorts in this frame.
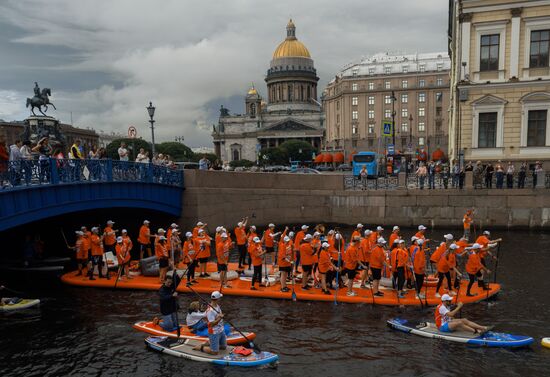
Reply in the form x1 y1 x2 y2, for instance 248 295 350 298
217 263 227 272
359 261 369 270
238 244 247 253
159 258 169 268
140 243 150 251
344 269 357 280
371 268 382 280
199 257 209 264
266 246 274 253
302 264 312 273
279 266 291 273
480 257 487 267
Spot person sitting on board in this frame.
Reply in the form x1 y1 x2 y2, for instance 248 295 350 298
435 294 488 334
465 243 491 296
195 291 226 355
152 275 179 332
186 301 208 333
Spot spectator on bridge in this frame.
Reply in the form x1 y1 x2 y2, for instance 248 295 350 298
506 162 515 189
32 137 52 183
88 145 98 159
118 142 129 161
416 163 427 190
417 147 427 167
452 160 460 188
473 161 483 188
518 162 527 188
199 156 209 171
427 161 436 189
464 161 473 172
20 140 33 185
533 161 544 188
495 161 504 189
484 163 494 188
69 139 83 182
136 148 149 163
9 140 22 187
0 135 7 189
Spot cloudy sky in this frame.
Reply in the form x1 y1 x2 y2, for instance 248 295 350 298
0 0 448 147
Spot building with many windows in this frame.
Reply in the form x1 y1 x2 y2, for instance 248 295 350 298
323 52 450 158
448 0 550 164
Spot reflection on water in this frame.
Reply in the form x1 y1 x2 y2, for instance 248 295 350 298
1 229 549 377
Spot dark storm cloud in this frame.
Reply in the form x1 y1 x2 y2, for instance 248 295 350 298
0 0 447 146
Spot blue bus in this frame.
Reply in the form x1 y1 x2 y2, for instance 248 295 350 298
352 152 378 177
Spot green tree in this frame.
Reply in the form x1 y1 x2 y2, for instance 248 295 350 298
279 140 314 162
229 159 254 168
106 138 151 160
259 147 288 166
156 142 194 161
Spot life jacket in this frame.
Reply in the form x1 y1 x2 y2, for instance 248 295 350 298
232 346 252 356
435 303 444 328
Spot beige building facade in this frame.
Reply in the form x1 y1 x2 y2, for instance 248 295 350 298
323 52 450 158
449 0 550 164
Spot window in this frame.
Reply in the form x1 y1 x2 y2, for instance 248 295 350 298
352 83 358 91
401 123 408 132
436 78 443 86
419 79 425 88
352 97 358 106
368 124 375 134
368 110 375 119
352 110 359 120
530 30 550 68
480 34 500 71
402 65 408 73
436 107 443 118
352 139 358 148
527 110 547 146
369 68 375 75
418 137 425 146
418 122 425 132
401 94 408 103
418 107 425 117
385 109 392 118
352 68 359 77
368 96 375 105
336 114 340 123
437 63 443 71
401 137 408 147
336 101 340 110
368 139 374 147
368 82 374 90
419 92 426 103
402 80 408 89
478 112 497 148
385 81 391 89
352 125 358 134
436 92 443 102
385 95 391 104
419 64 425 73
401 108 408 118
385 67 391 74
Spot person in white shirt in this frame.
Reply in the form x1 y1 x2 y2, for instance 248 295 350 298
435 294 489 334
196 291 226 354
118 142 129 161
186 301 207 333
136 148 149 163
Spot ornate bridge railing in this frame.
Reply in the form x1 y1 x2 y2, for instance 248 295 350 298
0 158 184 189
343 175 399 190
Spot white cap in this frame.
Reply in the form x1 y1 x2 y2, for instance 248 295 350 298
197 221 204 226
215 226 222 232
411 236 418 242
304 234 313 240
441 294 453 302
170 223 178 228
91 227 99 233
186 232 193 238
398 239 405 244
253 237 261 243
288 231 295 238
449 243 459 250
313 232 321 237
122 229 127 233
357 223 364 228
377 237 386 244
417 239 424 245
365 229 372 236
444 234 454 240
322 242 330 248
116 236 123 243
468 243 482 249
283 236 290 242
107 220 114 225
393 226 400 231
376 226 384 231
75 231 84 236
335 233 341 240
143 220 150 224
222 227 227 232
483 230 490 235
221 233 228 238
81 226 87 230
211 291 223 299
158 235 167 241
418 225 427 230
198 228 205 234
269 223 275 228
328 230 335 234
302 225 309 230
250 225 256 230
157 228 165 234
237 222 243 227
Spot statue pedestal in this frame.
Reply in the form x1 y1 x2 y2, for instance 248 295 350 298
24 115 65 148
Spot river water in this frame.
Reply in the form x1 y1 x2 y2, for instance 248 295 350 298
1 228 549 377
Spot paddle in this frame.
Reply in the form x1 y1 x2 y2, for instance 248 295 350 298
493 242 501 284
185 283 261 353
333 231 342 305
114 243 130 289
0 285 27 297
60 228 70 249
408 252 423 310
291 249 297 302
171 269 183 340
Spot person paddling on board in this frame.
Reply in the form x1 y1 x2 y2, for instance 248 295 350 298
70 231 87 276
234 218 248 270
195 291 226 355
411 238 427 299
215 233 231 289
343 236 364 296
153 275 179 332
115 236 131 280
183 232 199 286
435 294 489 334
465 243 491 296
351 223 363 241
370 238 389 297
475 230 502 289
435 243 461 297
463 209 474 240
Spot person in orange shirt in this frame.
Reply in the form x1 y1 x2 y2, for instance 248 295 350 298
465 243 491 296
70 231 87 276
115 236 131 280
393 240 409 298
137 220 152 260
216 233 232 289
182 232 198 286
435 243 461 297
411 238 426 299
475 230 502 285
80 226 92 260
318 243 338 295
234 217 248 270
293 225 309 273
193 221 206 238
389 226 401 248
299 234 315 290
430 234 453 273
463 209 473 240
414 224 429 242
311 232 322 288
359 230 373 288
262 223 281 266
103 220 117 255
370 238 389 297
351 224 363 241
278 235 293 292
166 223 179 246
170 229 182 267
88 227 106 280
120 229 133 255
343 237 364 296
194 229 212 278
155 235 169 283
246 225 258 270
369 226 383 245
249 237 265 290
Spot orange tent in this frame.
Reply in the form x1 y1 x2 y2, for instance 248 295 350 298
432 148 445 161
314 154 324 164
322 154 333 163
333 152 344 163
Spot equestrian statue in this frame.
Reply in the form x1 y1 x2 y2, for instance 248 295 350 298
26 82 57 116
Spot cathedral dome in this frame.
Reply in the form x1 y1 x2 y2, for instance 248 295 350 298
272 19 311 59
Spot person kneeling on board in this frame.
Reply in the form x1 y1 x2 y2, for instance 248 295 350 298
153 275 179 332
194 291 226 355
436 294 489 334
186 301 208 333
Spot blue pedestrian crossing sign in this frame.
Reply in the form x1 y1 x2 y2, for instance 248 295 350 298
382 121 393 137
388 144 395 155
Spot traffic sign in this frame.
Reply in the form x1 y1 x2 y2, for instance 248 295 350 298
388 144 395 155
382 121 393 137
128 126 137 138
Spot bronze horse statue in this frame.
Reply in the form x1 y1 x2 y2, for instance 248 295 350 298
26 88 56 116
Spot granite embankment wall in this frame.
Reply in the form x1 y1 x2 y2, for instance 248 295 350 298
181 170 550 230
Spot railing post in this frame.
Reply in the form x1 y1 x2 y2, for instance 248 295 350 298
398 172 406 189
465 171 473 189
50 157 59 184
536 171 545 188
147 162 153 183
106 159 113 182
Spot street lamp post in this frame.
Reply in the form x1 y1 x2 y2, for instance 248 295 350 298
147 101 156 157
391 90 397 147
408 114 414 175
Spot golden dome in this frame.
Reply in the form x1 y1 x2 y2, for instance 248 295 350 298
272 19 311 59
247 85 258 95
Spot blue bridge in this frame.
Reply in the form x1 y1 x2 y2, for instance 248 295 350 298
0 159 184 232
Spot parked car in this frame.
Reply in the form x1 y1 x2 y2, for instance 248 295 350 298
288 168 321 174
175 162 199 170
317 165 334 172
336 163 352 171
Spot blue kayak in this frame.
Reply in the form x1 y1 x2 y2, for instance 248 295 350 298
145 336 279 367
387 318 533 348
